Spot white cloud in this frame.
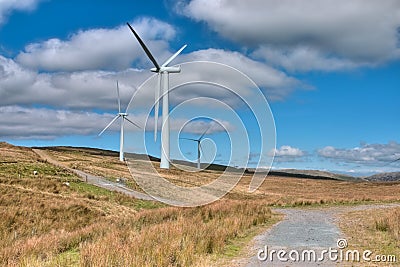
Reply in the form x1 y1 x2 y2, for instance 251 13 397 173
0 16 304 141
273 145 305 157
0 105 232 140
175 119 232 135
0 105 118 139
0 55 147 110
253 46 361 72
179 0 400 71
2 46 304 112
269 145 306 162
318 142 400 164
180 49 303 100
0 0 42 25
16 17 176 71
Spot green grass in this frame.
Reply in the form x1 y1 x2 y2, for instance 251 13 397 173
0 162 75 180
69 181 164 210
215 213 283 263
69 180 115 198
53 247 80 266
270 198 399 209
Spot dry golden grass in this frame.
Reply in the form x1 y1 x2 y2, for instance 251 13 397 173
339 207 400 266
375 208 400 241
41 146 400 206
0 143 276 266
79 200 274 267
40 146 144 192
3 143 400 266
236 176 400 206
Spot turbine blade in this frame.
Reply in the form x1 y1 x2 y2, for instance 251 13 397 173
199 124 212 140
117 81 121 113
154 74 161 141
180 138 197 141
124 117 141 129
98 115 120 136
127 22 160 70
161 44 187 67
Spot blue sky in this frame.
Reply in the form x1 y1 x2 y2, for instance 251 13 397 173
0 0 399 176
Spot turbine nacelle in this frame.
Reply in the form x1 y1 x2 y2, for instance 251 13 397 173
151 66 182 73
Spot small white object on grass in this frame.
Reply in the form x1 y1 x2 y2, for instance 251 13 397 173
33 170 38 175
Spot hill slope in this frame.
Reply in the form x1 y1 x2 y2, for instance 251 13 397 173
0 143 277 266
365 172 400 182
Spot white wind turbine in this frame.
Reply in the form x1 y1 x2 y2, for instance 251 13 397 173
98 81 140 162
127 22 187 169
180 126 211 169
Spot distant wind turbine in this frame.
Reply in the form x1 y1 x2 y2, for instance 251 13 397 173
127 22 187 169
180 126 211 169
98 81 140 162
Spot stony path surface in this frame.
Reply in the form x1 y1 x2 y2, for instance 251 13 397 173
240 204 400 267
32 149 154 201
245 208 339 267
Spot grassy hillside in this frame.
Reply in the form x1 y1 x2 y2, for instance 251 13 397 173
2 143 400 266
366 172 400 182
0 143 277 266
33 146 400 206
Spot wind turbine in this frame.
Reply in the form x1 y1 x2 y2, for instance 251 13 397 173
127 22 187 169
180 126 211 169
98 81 140 162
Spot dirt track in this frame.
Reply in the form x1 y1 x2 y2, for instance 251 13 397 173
32 149 154 201
239 204 400 267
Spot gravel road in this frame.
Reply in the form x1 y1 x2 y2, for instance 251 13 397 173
241 204 400 267
32 149 154 201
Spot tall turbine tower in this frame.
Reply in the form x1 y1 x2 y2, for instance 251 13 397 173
98 81 140 161
180 126 211 169
127 22 186 169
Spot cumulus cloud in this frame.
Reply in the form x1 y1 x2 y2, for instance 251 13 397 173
0 15 305 140
179 0 400 71
0 0 42 25
0 55 147 110
179 49 303 100
0 105 119 139
0 106 231 140
16 17 176 71
2 47 304 112
253 46 360 72
274 145 305 157
177 119 232 135
269 145 306 162
318 142 400 164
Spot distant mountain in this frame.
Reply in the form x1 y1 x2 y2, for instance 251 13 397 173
34 146 160 162
33 145 399 182
246 168 360 181
365 172 400 182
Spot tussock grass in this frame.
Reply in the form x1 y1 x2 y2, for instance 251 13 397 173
0 144 275 266
42 147 400 207
3 143 400 266
375 208 400 240
339 206 400 266
0 187 273 266
79 200 272 267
